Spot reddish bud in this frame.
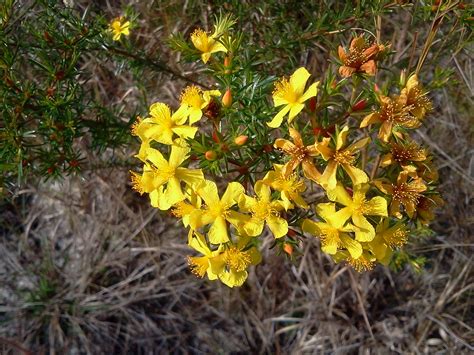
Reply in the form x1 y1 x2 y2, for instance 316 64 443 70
374 83 381 93
47 167 55 174
263 144 273 153
46 87 55 97
55 71 65 81
330 80 337 90
224 56 231 74
352 99 367 111
222 88 232 108
237 166 249 175
287 229 297 238
205 150 217 161
313 127 323 136
308 97 317 112
212 130 220 143
283 243 293 255
44 31 53 43
234 135 248 146
69 160 79 168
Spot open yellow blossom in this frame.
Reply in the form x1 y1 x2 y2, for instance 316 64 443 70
415 193 444 225
399 74 432 120
171 186 202 227
360 95 418 142
302 203 362 259
189 180 246 244
267 67 319 128
327 183 388 242
380 139 427 171
187 230 222 280
316 126 369 190
368 219 408 264
109 17 130 41
374 171 427 218
139 145 204 210
338 36 381 78
238 181 288 238
191 28 227 63
179 86 221 124
261 164 308 210
209 234 262 288
132 103 197 146
274 127 321 182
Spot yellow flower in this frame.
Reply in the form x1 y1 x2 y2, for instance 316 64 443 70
210 234 262 288
179 86 221 124
399 74 432 120
335 251 376 272
415 193 444 225
338 36 382 78
327 183 387 242
137 145 204 210
267 67 319 128
189 180 246 244
191 28 227 63
316 126 369 190
171 186 202 227
368 219 408 264
302 203 362 259
187 230 222 280
238 181 288 238
374 171 427 218
109 17 130 41
360 95 418 142
136 103 198 146
380 139 427 170
261 164 308 210
274 127 321 183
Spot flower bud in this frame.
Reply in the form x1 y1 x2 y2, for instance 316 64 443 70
224 56 231 74
222 88 232 108
351 99 367 111
205 150 217 161
283 243 293 255
234 135 248 146
263 144 273 153
212 130 220 143
308 97 317 112
399 69 407 87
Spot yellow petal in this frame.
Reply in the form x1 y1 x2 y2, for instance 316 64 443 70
326 183 353 206
301 218 320 235
208 216 229 244
176 167 204 188
267 105 291 128
221 182 245 209
346 137 370 152
288 103 305 122
254 181 271 202
172 125 198 139
299 81 319 103
196 180 220 207
364 196 388 217
319 160 338 190
360 112 381 128
219 270 248 288
243 218 264 237
342 164 368 186
188 231 212 256
168 145 190 168
162 177 185 207
336 126 350 150
145 148 168 169
266 215 288 238
340 234 363 259
352 213 375 242
289 67 310 96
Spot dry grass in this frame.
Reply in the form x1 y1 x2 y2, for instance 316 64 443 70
1 1 473 354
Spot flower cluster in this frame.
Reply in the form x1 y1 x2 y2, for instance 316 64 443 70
131 18 442 286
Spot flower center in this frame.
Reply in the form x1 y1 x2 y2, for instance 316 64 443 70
383 227 407 248
251 200 278 221
273 78 297 103
392 183 421 204
333 150 355 165
187 256 208 278
289 146 308 162
171 201 194 218
225 247 251 272
181 86 204 108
